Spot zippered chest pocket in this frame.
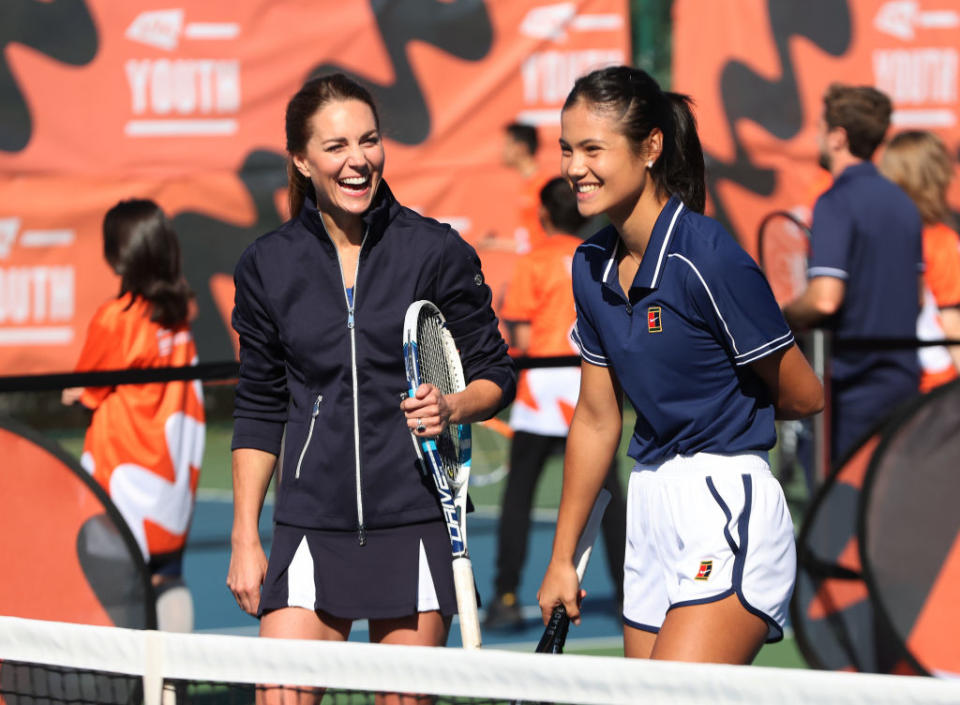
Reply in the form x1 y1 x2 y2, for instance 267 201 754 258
294 393 323 480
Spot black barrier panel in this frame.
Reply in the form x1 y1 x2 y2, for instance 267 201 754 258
860 379 960 678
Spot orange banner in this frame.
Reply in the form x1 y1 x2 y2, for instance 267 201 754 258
674 0 960 257
0 1 629 374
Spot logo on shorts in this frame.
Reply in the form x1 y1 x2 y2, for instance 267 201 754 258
647 306 662 333
695 560 713 581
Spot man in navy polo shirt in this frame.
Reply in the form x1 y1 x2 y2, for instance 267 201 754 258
784 84 922 463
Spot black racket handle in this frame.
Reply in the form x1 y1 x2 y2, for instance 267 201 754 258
535 605 571 654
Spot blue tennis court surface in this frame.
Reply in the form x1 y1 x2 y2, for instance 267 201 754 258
186 494 624 649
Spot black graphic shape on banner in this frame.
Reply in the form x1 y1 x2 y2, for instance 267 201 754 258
174 150 288 360
705 0 851 239
308 0 494 145
0 0 98 151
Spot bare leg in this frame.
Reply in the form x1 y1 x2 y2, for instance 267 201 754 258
623 624 656 659
369 611 452 705
649 594 768 664
258 607 352 705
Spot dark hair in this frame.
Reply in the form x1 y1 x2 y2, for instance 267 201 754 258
563 66 705 214
823 83 891 160
505 122 539 155
102 199 192 328
539 177 586 235
285 73 380 217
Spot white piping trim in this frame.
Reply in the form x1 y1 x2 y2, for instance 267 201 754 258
649 202 684 286
571 325 609 366
668 253 740 355
807 266 848 280
734 330 794 360
602 251 617 283
735 334 795 366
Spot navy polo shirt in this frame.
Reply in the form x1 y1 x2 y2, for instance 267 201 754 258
808 161 922 388
571 197 794 464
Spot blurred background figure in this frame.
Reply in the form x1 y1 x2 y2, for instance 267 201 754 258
880 130 960 392
480 123 551 255
486 177 626 631
784 84 922 463
62 199 206 633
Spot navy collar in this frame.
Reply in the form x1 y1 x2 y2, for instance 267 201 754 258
600 196 686 296
834 161 877 186
298 181 397 253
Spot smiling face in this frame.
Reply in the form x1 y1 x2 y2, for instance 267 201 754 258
292 98 385 220
559 100 657 223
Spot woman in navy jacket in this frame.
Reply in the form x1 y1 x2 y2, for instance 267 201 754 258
227 74 515 655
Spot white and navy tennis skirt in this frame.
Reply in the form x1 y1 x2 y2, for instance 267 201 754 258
623 451 795 642
258 519 459 620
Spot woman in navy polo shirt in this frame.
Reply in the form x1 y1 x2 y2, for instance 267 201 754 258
537 66 823 663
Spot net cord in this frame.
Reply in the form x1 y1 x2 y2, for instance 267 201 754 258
2 617 960 705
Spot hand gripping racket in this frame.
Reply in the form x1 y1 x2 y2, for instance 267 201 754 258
402 300 481 649
536 489 611 654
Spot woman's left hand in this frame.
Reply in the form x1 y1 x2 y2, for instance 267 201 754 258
401 383 453 437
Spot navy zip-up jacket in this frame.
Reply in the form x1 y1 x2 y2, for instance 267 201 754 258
231 182 515 535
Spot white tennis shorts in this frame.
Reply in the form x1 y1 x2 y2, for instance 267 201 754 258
623 451 795 642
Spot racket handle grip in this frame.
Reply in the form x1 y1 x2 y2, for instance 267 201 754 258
452 556 481 649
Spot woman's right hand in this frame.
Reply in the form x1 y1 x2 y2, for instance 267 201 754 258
537 557 585 626
227 539 268 615
61 387 83 406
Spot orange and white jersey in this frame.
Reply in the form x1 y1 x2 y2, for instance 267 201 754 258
76 293 205 562
501 233 582 436
917 223 960 393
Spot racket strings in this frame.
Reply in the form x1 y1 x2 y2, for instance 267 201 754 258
416 310 463 480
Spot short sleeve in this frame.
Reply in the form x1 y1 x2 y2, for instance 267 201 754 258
500 253 538 323
75 305 124 409
434 230 516 406
569 254 609 367
924 225 960 309
685 249 794 366
808 193 853 280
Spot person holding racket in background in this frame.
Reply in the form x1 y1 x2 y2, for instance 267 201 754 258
227 74 514 668
783 84 922 463
486 176 626 631
880 130 960 393
537 66 823 663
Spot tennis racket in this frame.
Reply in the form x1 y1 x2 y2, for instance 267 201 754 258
757 209 830 483
535 488 611 654
756 209 811 306
402 300 481 649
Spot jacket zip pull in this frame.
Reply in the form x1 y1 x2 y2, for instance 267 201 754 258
347 308 355 329
357 523 367 546
294 393 323 480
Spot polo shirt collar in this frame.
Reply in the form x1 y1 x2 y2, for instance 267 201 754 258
600 196 685 293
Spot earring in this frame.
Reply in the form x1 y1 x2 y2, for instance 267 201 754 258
646 161 653 169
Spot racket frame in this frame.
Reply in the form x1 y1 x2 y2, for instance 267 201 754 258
402 300 481 649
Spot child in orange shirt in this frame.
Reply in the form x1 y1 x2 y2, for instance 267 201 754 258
63 199 205 631
881 131 960 392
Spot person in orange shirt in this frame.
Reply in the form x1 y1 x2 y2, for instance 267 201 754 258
486 177 626 629
880 130 960 392
62 199 205 632
480 123 551 255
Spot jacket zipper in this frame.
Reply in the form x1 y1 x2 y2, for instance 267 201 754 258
329 226 369 546
294 394 322 480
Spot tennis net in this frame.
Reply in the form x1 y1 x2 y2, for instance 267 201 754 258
2 616 960 705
